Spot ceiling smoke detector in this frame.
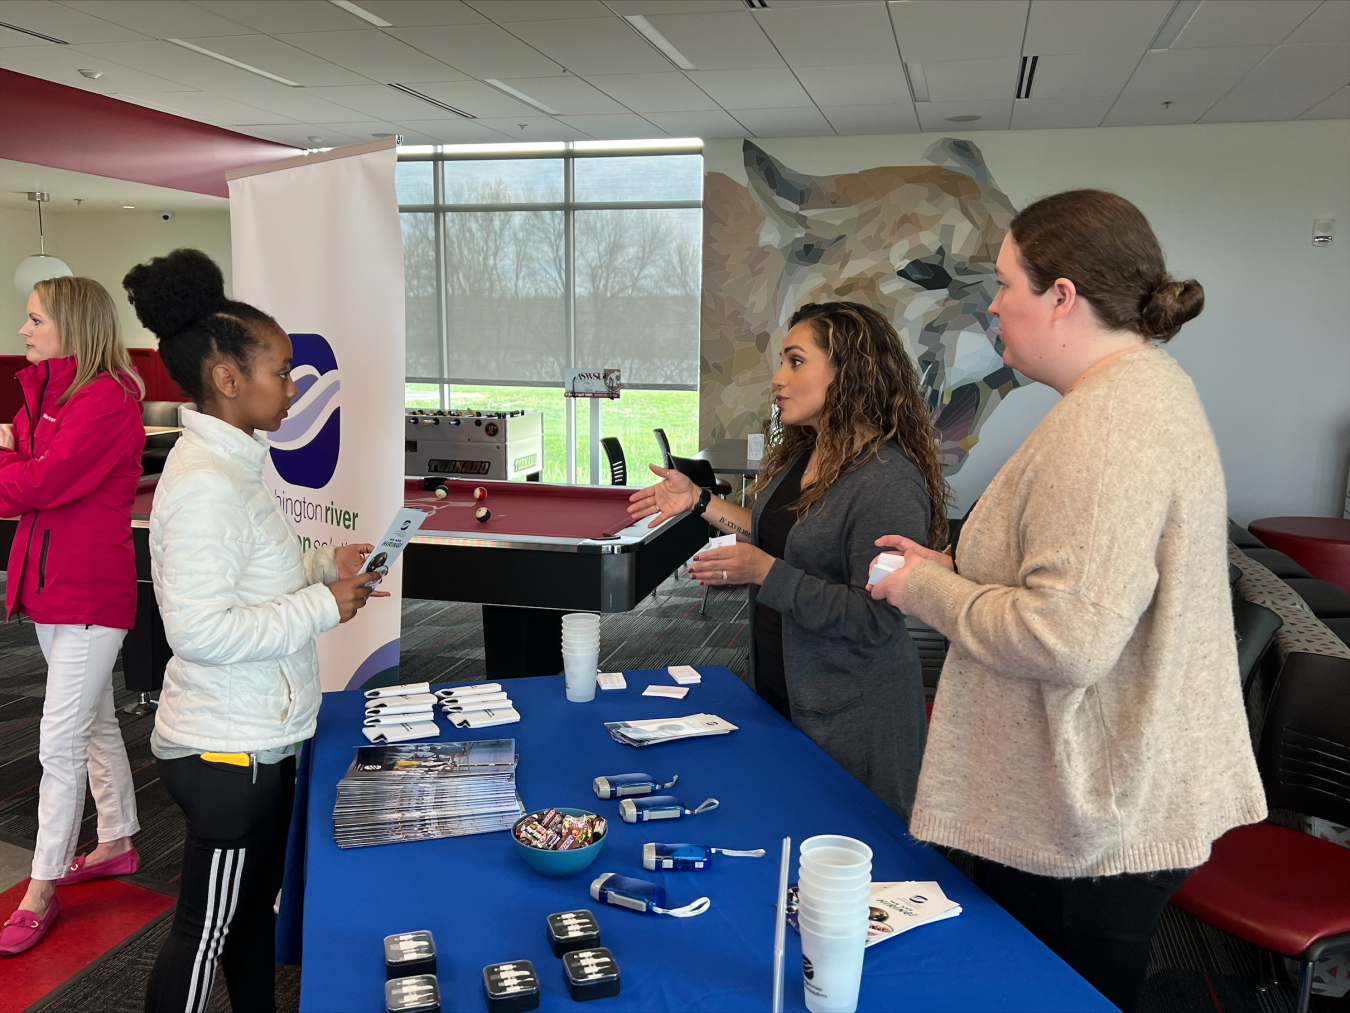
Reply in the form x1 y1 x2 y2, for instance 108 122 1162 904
78 69 103 79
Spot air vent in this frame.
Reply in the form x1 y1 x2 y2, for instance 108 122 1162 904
743 0 770 9
388 84 475 119
0 20 68 44
1015 56 1038 99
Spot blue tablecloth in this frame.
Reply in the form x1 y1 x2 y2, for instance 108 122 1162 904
294 667 1114 1012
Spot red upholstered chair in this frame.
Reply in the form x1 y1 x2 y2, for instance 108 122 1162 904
128 347 189 402
1171 652 1350 1012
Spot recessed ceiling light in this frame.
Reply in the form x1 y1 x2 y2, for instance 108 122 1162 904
485 79 560 116
78 69 103 80
1149 0 1202 50
168 39 301 87
327 0 391 27
122 205 136 209
624 15 697 71
945 115 981 123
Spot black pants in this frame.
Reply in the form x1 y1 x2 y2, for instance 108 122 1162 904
146 754 295 1013
972 858 1190 1013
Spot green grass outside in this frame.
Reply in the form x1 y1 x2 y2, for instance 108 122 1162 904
405 383 699 486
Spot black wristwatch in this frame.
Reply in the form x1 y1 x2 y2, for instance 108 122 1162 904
692 486 713 518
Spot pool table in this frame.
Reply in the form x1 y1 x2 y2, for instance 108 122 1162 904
0 476 707 684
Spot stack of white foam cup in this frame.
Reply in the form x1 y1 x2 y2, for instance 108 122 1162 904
561 613 600 702
797 835 873 1013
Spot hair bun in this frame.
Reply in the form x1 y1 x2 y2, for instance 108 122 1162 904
122 248 227 341
1140 278 1204 342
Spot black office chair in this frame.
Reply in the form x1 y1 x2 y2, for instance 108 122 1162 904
653 428 675 469
670 454 733 498
600 437 626 486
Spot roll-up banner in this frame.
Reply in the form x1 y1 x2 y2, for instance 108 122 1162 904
227 137 405 691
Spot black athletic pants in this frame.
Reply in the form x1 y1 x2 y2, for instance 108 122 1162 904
973 858 1191 1013
146 753 295 1013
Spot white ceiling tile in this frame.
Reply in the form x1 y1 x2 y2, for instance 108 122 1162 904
1226 42 1350 100
923 57 1019 102
189 1 365 34
1173 0 1322 49
1023 0 1173 55
178 34 369 86
1122 46 1270 95
503 17 673 75
819 101 921 134
585 72 719 112
465 1 612 20
795 63 909 106
1199 87 1338 122
306 83 468 120
139 90 298 124
396 119 517 142
73 39 293 90
685 68 813 109
0 0 147 42
641 108 746 137
1298 84 1350 118
387 24 564 78
888 0 1029 62
226 84 377 122
1284 1 1350 44
0 40 195 91
232 122 362 146
756 3 901 66
1101 91 1223 125
59 1 255 38
1010 94 1113 128
606 0 744 11
769 0 900 7
554 112 666 138
348 2 486 27
470 115 591 140
297 118 405 138
643 11 783 70
492 76 627 115
276 30 467 84
726 105 835 137
1028 53 1140 99
0 23 51 46
413 80 543 117
915 98 1013 131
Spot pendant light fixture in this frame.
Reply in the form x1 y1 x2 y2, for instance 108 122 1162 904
13 192 73 295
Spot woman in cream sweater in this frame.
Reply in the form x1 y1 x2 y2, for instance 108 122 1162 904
869 189 1265 1012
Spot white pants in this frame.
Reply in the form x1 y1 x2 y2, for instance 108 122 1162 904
32 623 141 881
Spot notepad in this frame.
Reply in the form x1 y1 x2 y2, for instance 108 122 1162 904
643 685 689 699
597 673 627 690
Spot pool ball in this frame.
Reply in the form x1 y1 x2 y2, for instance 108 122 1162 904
475 506 491 523
434 485 447 499
473 486 488 501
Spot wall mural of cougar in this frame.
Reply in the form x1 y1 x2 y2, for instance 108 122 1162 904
702 137 1025 474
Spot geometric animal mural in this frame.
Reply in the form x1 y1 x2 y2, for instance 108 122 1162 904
702 137 1023 473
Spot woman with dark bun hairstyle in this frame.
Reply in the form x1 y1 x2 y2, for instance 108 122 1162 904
867 190 1263 1012
122 249 383 1013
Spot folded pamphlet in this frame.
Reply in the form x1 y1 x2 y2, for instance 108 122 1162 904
360 508 428 584
786 881 961 946
604 713 737 747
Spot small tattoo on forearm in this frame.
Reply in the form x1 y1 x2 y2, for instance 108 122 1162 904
725 520 750 537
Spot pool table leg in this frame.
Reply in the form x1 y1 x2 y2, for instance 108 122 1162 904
481 605 565 678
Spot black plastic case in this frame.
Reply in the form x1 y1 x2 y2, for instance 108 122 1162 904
384 930 436 980
562 947 621 1002
483 959 540 1013
385 974 440 1013
547 909 602 958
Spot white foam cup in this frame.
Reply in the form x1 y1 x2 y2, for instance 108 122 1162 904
798 880 871 907
562 613 600 627
800 921 866 1013
801 836 873 863
797 905 869 933
562 633 599 649
563 651 599 702
800 855 871 881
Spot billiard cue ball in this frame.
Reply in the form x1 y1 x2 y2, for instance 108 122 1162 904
475 506 491 523
434 485 448 499
473 486 488 501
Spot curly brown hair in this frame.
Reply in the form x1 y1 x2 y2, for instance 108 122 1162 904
753 302 951 548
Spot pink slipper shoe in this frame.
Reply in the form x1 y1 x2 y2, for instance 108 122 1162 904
0 896 59 955
54 847 140 886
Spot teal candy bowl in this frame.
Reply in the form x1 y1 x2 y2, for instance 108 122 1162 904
512 807 607 877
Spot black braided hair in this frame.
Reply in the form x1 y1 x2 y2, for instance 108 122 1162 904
122 249 277 403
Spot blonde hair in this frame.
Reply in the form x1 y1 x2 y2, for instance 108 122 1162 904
32 276 145 404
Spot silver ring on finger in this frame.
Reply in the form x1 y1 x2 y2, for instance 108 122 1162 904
722 570 728 581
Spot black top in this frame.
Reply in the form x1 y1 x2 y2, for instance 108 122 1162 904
753 451 811 718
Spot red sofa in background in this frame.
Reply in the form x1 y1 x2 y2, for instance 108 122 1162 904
0 348 187 423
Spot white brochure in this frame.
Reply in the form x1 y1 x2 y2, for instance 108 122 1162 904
361 508 429 584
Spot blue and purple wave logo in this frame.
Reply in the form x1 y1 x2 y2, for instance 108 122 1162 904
269 333 340 489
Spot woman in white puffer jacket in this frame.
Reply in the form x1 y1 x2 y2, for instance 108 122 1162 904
123 249 384 1013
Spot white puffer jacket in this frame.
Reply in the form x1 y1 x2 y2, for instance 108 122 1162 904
150 408 340 752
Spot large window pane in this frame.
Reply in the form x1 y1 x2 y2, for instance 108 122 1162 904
591 390 699 488
444 211 565 384
396 161 434 204
444 159 563 204
402 213 439 379
574 155 702 203
574 208 701 387
450 384 568 483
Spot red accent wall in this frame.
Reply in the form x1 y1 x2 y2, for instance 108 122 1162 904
0 350 187 424
0 69 300 198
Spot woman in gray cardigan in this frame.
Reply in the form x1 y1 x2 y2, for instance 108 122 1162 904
628 302 949 819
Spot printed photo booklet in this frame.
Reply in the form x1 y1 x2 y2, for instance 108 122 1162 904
360 508 429 583
787 881 962 946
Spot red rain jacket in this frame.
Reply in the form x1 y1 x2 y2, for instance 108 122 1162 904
0 355 145 628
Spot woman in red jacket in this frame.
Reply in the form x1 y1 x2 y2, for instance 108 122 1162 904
0 277 147 955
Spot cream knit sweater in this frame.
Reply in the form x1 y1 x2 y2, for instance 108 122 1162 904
906 346 1266 877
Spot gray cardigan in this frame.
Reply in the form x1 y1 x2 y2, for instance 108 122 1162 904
749 443 930 820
